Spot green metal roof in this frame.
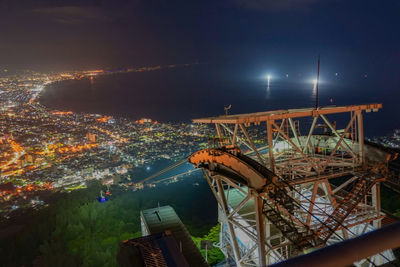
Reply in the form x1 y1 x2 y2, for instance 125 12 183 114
141 205 209 267
225 188 280 244
225 188 256 221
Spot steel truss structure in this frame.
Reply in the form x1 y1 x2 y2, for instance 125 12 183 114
189 104 395 266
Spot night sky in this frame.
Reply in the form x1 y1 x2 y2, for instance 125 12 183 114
0 0 399 81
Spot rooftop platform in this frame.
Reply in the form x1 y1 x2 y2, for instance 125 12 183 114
193 103 382 124
140 205 209 267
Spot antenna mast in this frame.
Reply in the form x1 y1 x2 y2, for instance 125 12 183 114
224 104 232 116
316 55 320 109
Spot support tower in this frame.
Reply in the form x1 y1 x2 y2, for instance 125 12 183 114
189 104 395 266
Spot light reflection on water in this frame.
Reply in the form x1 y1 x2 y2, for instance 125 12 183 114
39 65 399 137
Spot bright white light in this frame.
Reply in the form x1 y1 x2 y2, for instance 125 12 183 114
307 77 324 86
266 75 271 87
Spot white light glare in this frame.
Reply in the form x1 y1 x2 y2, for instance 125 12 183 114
266 74 271 87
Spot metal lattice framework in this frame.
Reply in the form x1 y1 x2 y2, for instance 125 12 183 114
189 104 395 266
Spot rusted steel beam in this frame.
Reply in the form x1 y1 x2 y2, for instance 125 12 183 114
193 104 382 124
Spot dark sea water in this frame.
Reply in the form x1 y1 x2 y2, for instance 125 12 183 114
39 64 400 137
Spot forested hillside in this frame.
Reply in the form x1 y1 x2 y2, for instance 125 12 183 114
0 175 218 266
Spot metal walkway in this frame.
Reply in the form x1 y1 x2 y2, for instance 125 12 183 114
189 147 383 254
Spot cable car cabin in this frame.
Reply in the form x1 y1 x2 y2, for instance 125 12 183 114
98 196 108 203
98 190 108 203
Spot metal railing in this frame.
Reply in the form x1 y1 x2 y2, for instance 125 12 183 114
270 221 400 267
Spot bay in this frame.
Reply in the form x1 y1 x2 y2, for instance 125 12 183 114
39 64 398 137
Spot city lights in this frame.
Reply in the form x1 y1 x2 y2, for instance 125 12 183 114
0 69 218 217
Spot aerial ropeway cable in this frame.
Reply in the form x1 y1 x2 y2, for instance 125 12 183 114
137 143 269 185
138 157 189 184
